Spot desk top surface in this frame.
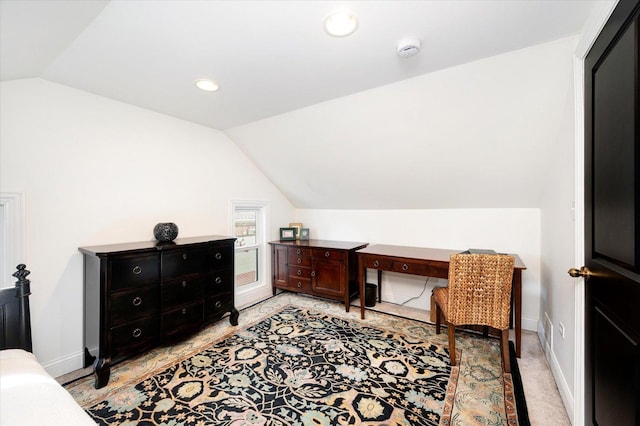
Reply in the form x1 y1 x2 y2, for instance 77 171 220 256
357 244 526 270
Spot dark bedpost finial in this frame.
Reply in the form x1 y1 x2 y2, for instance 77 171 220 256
13 264 31 283
12 264 33 352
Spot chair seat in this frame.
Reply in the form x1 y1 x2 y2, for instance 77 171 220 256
433 254 515 373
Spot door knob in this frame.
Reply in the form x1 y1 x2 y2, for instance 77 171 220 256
568 266 591 278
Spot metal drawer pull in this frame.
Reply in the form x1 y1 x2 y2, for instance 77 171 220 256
325 251 330 257
132 265 142 275
297 258 302 264
215 301 222 308
297 249 301 255
297 281 302 288
132 297 142 306
402 264 409 271
132 328 142 338
215 252 222 260
297 270 302 276
215 277 222 284
183 253 188 260
182 281 187 287
182 308 187 315
373 260 379 267
311 271 316 277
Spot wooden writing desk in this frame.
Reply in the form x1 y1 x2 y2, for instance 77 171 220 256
357 244 527 357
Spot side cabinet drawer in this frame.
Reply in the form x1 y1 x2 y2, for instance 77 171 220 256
287 277 311 293
288 247 311 257
110 254 160 291
288 254 311 267
110 285 159 326
311 248 346 261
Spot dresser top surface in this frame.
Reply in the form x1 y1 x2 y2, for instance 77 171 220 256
79 235 235 256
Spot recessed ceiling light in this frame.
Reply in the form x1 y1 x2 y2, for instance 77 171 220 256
324 9 358 37
195 79 219 92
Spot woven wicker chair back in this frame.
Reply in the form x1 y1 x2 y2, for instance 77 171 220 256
447 253 515 330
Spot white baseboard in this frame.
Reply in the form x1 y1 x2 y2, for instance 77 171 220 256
537 326 574 424
42 350 85 379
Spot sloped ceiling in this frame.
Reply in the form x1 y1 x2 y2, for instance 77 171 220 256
0 0 608 209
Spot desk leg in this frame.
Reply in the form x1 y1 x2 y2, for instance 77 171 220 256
377 270 382 302
359 259 366 319
514 270 522 358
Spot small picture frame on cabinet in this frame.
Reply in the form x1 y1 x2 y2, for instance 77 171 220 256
299 228 310 240
279 227 297 241
289 222 303 240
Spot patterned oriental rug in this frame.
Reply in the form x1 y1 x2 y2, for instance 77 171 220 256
66 293 523 425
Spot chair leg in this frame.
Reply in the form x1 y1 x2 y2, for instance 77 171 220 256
448 322 456 366
501 329 511 373
435 305 442 334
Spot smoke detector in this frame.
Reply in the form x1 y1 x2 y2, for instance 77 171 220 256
396 38 421 58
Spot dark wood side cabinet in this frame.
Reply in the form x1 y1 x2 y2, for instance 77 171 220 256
269 239 368 311
80 235 238 389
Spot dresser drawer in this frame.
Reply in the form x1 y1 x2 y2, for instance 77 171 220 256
208 244 234 270
110 285 159 326
288 247 311 257
162 248 207 280
205 295 233 320
289 266 311 279
360 255 393 270
288 254 311 267
161 302 204 342
110 253 160 291
111 316 159 359
311 248 345 261
161 275 204 311
205 269 234 297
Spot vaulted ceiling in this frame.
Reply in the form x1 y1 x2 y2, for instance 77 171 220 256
1 0 608 209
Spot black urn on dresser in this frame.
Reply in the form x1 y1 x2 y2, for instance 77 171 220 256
79 235 238 389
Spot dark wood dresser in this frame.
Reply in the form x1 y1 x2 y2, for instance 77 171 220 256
269 239 368 311
80 235 237 388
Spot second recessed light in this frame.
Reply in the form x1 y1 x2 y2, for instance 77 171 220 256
324 9 358 37
195 79 219 92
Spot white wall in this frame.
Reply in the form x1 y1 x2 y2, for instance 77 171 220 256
296 208 540 330
0 78 295 377
539 68 578 418
227 36 579 211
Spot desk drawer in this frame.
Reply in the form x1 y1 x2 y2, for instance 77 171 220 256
392 260 441 276
288 254 311 267
311 248 345 260
360 255 393 270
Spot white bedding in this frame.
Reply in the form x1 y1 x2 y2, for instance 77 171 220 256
0 349 96 425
